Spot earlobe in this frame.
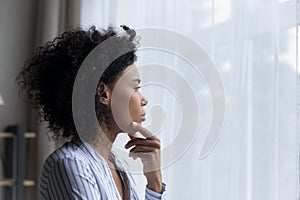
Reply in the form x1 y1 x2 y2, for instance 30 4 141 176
97 83 111 105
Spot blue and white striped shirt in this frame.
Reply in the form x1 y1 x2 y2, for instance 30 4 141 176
38 141 167 200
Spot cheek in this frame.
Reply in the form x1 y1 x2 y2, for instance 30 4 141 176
111 88 132 121
129 95 141 117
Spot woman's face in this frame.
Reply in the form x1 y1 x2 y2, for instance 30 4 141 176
110 64 148 133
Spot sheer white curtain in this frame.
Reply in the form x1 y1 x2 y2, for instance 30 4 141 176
80 0 299 199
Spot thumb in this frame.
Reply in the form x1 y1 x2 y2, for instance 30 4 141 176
130 121 154 139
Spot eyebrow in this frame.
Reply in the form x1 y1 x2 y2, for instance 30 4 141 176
132 79 141 84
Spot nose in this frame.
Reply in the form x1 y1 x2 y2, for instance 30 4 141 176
141 96 148 107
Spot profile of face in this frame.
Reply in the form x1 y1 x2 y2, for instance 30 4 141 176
100 64 148 134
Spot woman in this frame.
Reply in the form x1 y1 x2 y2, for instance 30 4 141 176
17 25 166 200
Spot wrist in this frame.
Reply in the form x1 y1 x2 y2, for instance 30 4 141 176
145 170 163 193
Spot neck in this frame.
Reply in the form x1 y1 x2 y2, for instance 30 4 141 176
90 122 121 161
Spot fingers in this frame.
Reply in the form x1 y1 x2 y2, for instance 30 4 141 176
128 132 138 140
130 121 156 139
126 122 161 169
125 137 161 150
129 146 158 153
126 122 162 173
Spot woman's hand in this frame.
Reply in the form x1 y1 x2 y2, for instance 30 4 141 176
125 122 163 194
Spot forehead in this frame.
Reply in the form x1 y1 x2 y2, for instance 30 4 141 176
120 64 140 82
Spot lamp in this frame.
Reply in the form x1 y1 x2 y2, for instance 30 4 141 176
0 92 4 106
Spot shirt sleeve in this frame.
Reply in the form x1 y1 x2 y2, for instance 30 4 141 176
41 157 102 200
145 183 167 200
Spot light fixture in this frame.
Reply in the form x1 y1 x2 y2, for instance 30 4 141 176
0 92 4 106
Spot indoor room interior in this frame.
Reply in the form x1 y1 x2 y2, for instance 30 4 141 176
0 0 299 199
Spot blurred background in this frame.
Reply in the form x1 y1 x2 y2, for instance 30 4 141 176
0 0 299 199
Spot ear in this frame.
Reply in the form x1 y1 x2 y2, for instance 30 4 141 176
96 83 111 106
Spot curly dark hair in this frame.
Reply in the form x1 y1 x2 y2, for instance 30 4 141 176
17 25 138 141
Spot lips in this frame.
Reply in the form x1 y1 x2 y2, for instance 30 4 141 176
141 113 146 121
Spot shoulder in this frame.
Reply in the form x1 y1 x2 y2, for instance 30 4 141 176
47 141 86 159
40 142 99 188
42 142 91 175
39 142 103 199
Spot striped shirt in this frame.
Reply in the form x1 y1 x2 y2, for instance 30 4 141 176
38 140 167 200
